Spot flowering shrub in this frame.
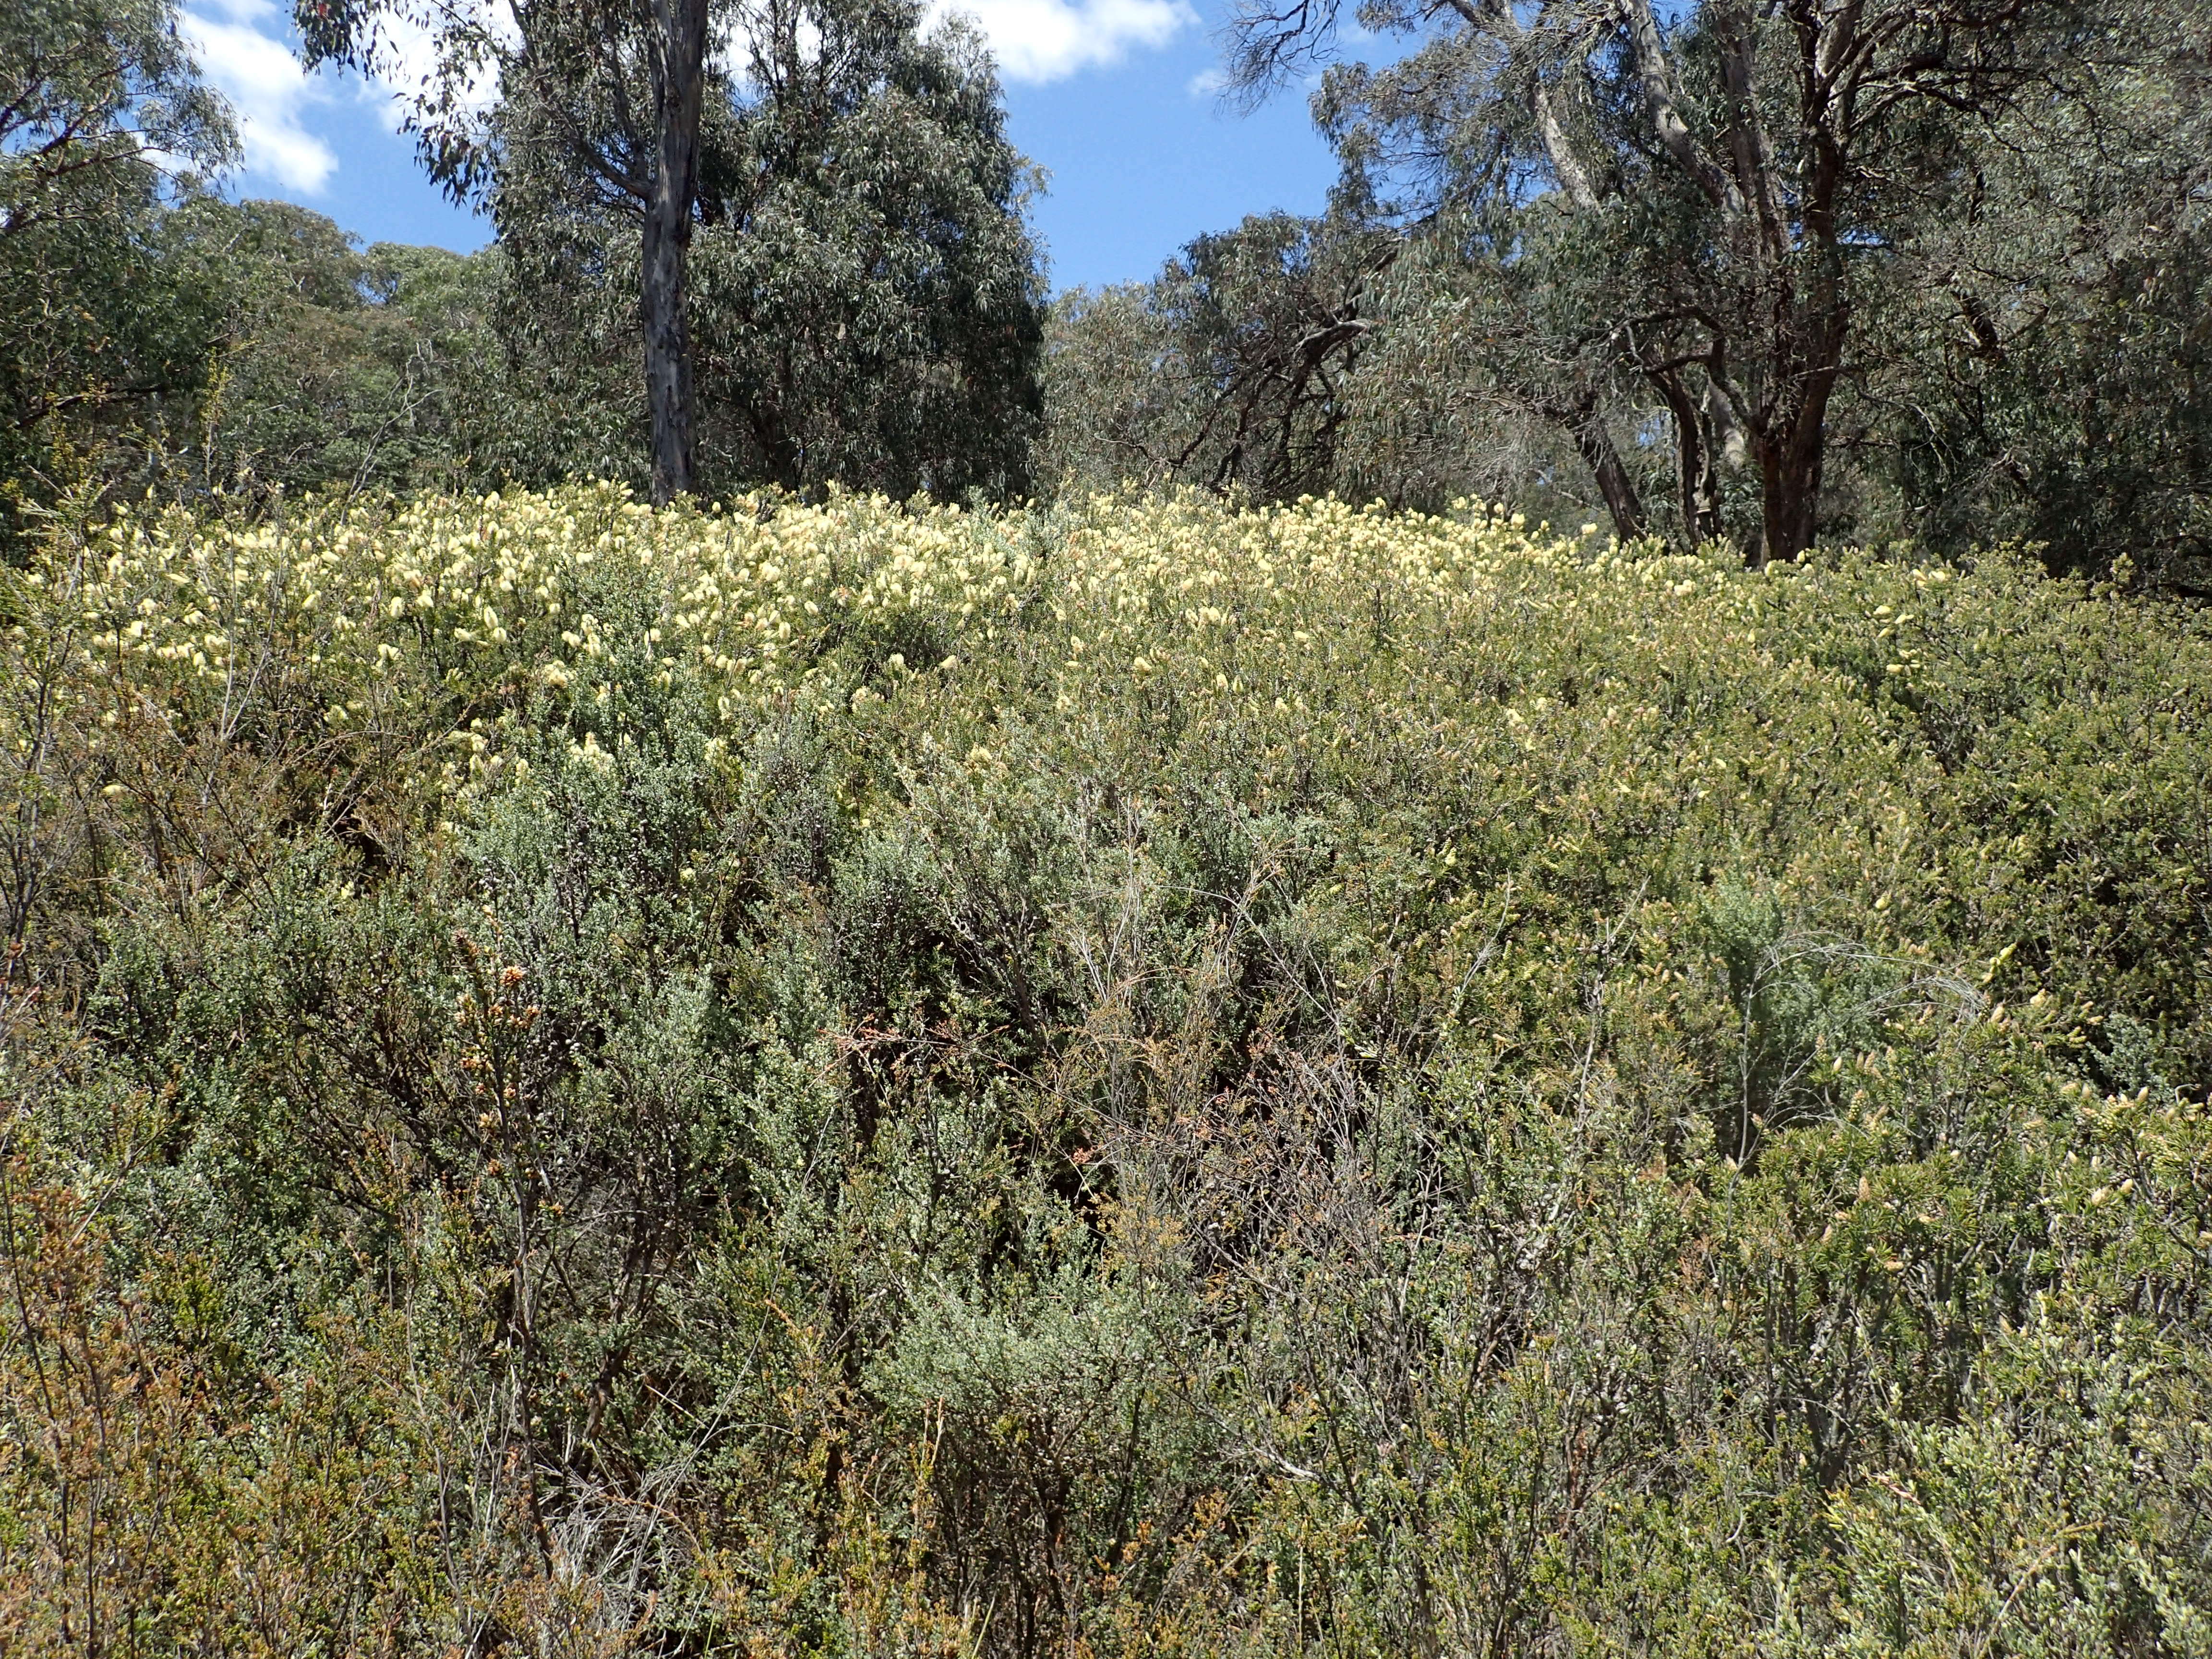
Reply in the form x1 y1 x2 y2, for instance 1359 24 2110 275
4 485 2210 1655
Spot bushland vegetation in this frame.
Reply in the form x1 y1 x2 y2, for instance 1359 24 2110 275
3 0 1043 546
8 0 2212 1649
4 484 2210 1652
1043 0 2212 586
10 0 2210 585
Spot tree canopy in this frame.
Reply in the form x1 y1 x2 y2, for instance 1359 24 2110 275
1037 0 2210 582
300 0 1043 503
1 0 233 540
1233 0 2099 560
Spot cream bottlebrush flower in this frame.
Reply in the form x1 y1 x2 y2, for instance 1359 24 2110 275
44 480 1623 811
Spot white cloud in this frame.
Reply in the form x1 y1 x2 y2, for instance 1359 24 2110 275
180 0 337 191
934 0 1197 84
1186 65 1225 97
177 0 1188 199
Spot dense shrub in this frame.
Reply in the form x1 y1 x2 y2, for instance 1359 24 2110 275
3 486 2210 1655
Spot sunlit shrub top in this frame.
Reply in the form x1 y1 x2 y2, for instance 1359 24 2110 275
23 481 2013 783
11 481 2208 1052
7 482 2212 1653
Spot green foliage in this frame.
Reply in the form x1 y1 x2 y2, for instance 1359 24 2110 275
1037 0 2210 573
307 0 1045 504
1041 209 1391 503
4 487 2212 1653
189 201 543 496
0 0 235 545
1875 5 2212 588
679 0 1045 499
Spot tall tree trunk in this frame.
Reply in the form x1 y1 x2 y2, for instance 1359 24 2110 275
1755 410 1825 564
1648 366 1720 548
1749 285 1847 563
747 396 805 491
643 0 710 505
1556 389 1648 541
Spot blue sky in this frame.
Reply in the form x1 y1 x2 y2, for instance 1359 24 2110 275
179 0 1344 292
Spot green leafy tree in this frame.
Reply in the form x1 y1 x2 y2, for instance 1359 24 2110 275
1328 216 1666 525
299 0 720 501
492 0 1046 501
1872 5 2212 586
1043 208 1391 502
0 0 234 540
302 0 1041 505
1230 0 2083 559
681 0 1044 498
182 201 637 499
1348 205 1673 534
1037 281 1179 492
1041 204 1656 526
188 201 469 494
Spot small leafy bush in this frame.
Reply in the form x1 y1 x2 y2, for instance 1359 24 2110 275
3 486 2210 1655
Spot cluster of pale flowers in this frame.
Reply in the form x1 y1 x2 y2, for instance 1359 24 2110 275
46 485 1590 698
24 481 1951 792
60 484 1022 701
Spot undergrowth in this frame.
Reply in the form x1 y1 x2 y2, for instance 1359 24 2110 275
3 485 2210 1656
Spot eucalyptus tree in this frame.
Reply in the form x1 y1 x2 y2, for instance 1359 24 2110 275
1873 2 2212 585
180 201 564 499
679 0 1044 499
1232 0 2081 559
1160 209 1395 501
1038 281 1191 494
1 0 231 251
302 0 1041 506
1043 209 1393 501
1 0 234 529
300 0 722 502
1332 211 1662 530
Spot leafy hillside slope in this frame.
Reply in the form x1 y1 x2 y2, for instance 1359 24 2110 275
5 487 2211 1655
